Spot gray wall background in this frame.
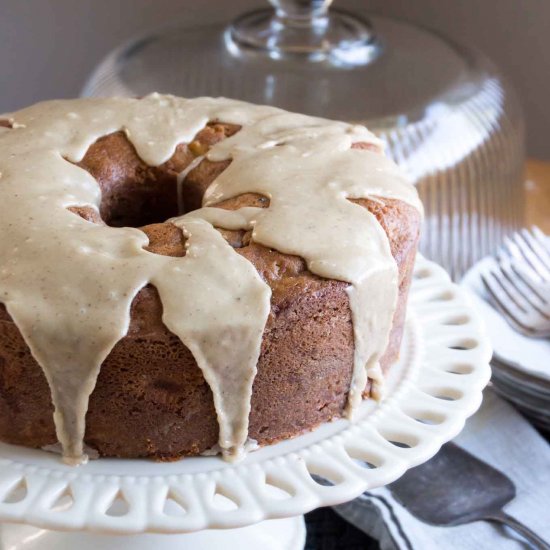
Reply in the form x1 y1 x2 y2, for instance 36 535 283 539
2 0 549 158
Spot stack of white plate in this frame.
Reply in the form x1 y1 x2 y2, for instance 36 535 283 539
462 258 550 432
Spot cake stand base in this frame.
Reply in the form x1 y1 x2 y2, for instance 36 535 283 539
0 515 306 550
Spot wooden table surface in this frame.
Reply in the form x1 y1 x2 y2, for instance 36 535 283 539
526 159 550 232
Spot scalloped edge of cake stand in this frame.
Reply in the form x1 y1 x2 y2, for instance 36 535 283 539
0 256 492 546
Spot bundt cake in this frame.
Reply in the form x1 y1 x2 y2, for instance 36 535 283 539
0 94 422 465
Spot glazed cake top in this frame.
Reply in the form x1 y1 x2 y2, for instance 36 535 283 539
0 94 422 464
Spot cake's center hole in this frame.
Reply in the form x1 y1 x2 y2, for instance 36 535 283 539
75 123 241 229
72 131 181 228
100 174 180 229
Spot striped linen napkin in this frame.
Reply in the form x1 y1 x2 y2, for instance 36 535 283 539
332 389 550 549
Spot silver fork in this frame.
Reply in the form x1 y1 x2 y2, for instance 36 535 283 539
481 227 550 338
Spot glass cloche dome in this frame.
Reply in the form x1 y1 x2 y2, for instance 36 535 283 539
82 0 525 278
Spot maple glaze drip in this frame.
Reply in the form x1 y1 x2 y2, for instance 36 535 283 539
0 94 422 464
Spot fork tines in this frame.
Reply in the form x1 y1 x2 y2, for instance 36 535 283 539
481 227 550 338
505 227 550 281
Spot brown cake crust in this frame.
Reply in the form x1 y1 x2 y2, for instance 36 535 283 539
0 122 420 459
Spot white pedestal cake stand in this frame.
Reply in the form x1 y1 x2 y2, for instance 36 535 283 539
0 257 491 550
